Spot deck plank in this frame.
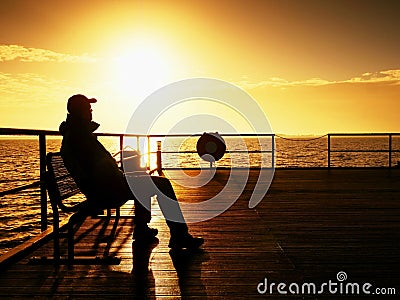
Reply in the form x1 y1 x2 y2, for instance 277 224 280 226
0 169 399 298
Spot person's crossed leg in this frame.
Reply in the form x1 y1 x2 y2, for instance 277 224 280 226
127 174 204 250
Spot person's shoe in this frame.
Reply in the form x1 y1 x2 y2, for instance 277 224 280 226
168 235 204 250
134 226 158 242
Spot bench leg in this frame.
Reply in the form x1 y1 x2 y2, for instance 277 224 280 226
67 222 74 265
107 207 120 219
116 207 120 219
52 210 61 264
53 227 60 264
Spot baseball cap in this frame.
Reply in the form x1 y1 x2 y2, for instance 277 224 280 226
67 94 97 114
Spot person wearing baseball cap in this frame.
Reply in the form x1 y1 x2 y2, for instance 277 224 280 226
59 94 203 250
67 94 97 115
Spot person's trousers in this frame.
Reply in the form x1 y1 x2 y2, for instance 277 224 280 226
126 175 189 238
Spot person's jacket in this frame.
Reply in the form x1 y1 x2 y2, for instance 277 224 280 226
59 114 128 208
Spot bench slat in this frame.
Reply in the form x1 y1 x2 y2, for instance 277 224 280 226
46 152 84 213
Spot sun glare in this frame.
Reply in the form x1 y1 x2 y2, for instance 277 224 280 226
109 43 172 100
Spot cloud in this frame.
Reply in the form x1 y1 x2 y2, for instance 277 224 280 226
0 72 73 104
0 45 96 63
346 69 400 84
239 69 400 89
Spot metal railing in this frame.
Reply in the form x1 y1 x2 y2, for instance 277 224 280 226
0 128 274 232
1 128 400 234
142 133 275 170
327 133 400 168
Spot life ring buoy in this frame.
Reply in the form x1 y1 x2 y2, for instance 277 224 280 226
196 132 226 162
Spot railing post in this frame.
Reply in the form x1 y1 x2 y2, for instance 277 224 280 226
389 134 392 168
147 136 151 169
119 135 124 166
39 133 47 231
156 141 163 175
328 134 331 169
271 134 275 168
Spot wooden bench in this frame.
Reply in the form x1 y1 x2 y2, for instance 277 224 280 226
42 152 122 265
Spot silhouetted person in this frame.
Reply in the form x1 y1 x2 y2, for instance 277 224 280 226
59 94 203 249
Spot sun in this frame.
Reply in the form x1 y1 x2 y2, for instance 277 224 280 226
108 42 172 100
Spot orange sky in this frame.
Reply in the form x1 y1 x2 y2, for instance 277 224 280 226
1 0 399 134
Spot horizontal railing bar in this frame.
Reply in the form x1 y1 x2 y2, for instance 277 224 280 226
330 150 393 153
0 128 59 136
162 166 275 170
97 133 139 137
2 128 398 138
156 150 274 154
1 129 275 138
2 128 399 136
119 133 275 138
0 181 41 197
329 133 400 136
0 178 39 183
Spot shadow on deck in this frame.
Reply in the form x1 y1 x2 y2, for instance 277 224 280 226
0 169 399 298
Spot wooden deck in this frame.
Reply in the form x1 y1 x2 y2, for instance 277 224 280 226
0 169 399 298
